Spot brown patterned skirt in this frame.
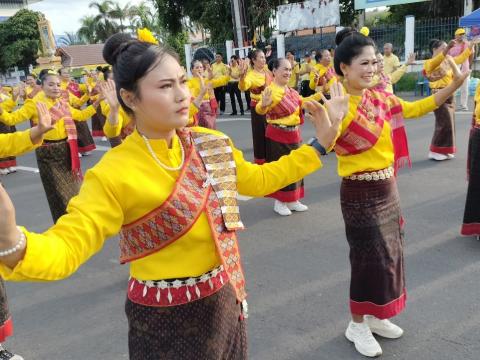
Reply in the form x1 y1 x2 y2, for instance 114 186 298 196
462 126 480 236
198 101 217 130
430 94 456 154
0 123 17 169
250 105 267 164
91 107 106 137
125 283 247 360
35 140 81 223
75 121 96 153
341 176 406 319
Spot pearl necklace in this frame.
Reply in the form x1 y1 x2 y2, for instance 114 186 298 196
141 134 185 171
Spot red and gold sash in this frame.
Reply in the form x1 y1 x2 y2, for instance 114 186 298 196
267 87 302 121
372 73 391 92
26 85 42 99
335 89 410 172
119 129 246 302
67 81 82 98
48 100 82 179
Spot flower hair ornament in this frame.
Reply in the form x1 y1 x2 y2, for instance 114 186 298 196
137 28 159 45
360 27 370 37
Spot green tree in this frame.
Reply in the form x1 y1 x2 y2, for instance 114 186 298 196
78 15 98 43
0 9 41 73
58 32 86 46
89 0 119 41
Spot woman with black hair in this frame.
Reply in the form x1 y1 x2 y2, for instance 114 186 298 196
256 58 323 216
308 49 336 98
0 32 342 359
332 28 468 357
0 70 100 222
239 49 272 164
424 38 478 161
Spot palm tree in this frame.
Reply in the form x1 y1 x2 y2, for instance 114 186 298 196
77 15 98 44
109 3 134 32
58 32 86 46
88 0 119 41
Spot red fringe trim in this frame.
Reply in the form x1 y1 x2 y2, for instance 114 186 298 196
0 160 16 169
78 143 96 153
0 317 13 342
461 223 480 236
267 186 304 202
92 130 105 137
350 289 407 320
265 124 301 144
429 145 456 154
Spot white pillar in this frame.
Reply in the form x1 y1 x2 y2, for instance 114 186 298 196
276 34 285 59
405 15 415 63
226 40 234 61
184 43 192 77
232 0 244 47
464 0 473 16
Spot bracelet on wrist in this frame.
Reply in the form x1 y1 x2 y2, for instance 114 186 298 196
307 137 327 155
0 227 26 257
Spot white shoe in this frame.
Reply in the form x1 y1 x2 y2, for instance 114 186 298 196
81 151 92 156
287 201 308 212
447 153 455 159
78 153 82 158
101 136 108 142
274 200 292 216
365 315 404 339
0 169 8 175
345 321 382 357
7 167 16 173
428 151 448 161
0 344 24 360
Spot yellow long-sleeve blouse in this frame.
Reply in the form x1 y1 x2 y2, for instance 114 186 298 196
0 92 97 141
371 65 408 93
0 127 322 282
308 64 335 92
337 93 438 177
424 48 471 89
0 93 17 113
288 62 300 88
0 129 38 158
474 84 480 125
100 102 133 138
255 82 321 126
239 69 270 102
187 76 230 101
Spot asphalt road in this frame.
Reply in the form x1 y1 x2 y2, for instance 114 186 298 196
1 95 480 360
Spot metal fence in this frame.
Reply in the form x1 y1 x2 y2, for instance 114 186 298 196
414 17 460 60
284 31 336 61
369 23 405 60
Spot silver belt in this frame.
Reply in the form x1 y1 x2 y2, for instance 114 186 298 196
345 166 394 181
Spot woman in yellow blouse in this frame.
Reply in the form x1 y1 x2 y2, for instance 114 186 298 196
0 33 342 359
0 89 19 175
371 52 415 94
239 49 273 164
286 50 300 90
59 67 96 155
331 28 468 358
424 38 478 160
256 58 322 216
0 109 53 360
309 49 336 98
0 70 99 223
187 60 229 129
461 83 480 239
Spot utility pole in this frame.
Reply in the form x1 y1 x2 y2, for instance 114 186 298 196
232 0 248 47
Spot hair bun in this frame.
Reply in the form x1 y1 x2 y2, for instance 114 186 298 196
335 27 357 46
103 33 134 65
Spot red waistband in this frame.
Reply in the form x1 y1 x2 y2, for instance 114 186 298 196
127 267 227 307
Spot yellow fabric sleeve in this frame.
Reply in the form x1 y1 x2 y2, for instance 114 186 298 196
0 129 38 158
1 98 17 113
398 95 437 119
101 102 131 138
0 128 322 282
70 105 97 121
210 75 230 88
424 53 445 74
69 93 89 108
389 65 407 85
0 99 36 126
454 47 472 65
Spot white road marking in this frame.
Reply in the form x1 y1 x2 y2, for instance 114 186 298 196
217 117 250 123
237 194 252 201
16 166 39 173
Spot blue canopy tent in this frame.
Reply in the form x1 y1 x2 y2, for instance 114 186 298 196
460 8 480 26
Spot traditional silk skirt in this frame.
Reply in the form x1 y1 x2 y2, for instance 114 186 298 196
250 104 267 164
0 123 17 169
91 108 106 137
125 283 247 360
35 140 81 223
74 121 96 153
461 126 480 236
0 279 13 343
198 101 217 130
265 124 304 202
341 176 406 319
431 94 456 155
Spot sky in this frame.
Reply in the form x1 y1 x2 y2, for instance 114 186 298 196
29 0 146 35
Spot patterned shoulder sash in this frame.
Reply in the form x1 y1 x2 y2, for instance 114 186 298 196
267 87 302 121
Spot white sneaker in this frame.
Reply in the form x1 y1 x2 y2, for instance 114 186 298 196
287 201 308 212
0 169 8 175
365 315 404 339
81 151 92 156
78 153 82 158
274 200 292 216
0 344 24 360
447 153 455 159
428 151 448 161
7 167 16 173
345 321 382 357
101 136 108 142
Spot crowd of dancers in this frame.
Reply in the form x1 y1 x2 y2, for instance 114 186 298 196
0 25 477 359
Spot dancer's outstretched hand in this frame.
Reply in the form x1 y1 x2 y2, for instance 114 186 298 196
304 101 341 151
30 102 55 144
101 79 119 113
260 87 273 108
319 81 349 126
